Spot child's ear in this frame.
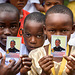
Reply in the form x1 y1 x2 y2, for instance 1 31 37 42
43 25 46 35
19 28 24 36
72 24 75 34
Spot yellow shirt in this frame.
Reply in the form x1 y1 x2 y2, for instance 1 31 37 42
28 46 68 75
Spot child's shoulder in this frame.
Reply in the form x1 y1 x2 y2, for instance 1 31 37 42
29 46 46 57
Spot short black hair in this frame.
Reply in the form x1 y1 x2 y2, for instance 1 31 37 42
24 12 45 28
45 5 73 24
10 40 15 44
0 3 20 21
55 39 61 43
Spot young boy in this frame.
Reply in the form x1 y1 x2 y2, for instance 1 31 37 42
26 5 75 75
0 3 32 75
9 0 30 44
20 12 45 55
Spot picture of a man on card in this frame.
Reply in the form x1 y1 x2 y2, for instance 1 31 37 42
52 39 65 52
7 40 20 53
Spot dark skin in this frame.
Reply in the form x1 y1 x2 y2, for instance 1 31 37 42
23 20 45 53
44 0 63 12
0 11 20 51
0 55 22 75
64 55 75 75
20 55 32 75
9 0 28 13
39 13 74 75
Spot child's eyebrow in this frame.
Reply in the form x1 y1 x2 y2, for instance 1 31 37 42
10 22 18 25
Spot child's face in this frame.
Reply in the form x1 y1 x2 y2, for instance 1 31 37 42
23 20 44 52
44 0 63 12
44 13 73 43
0 12 19 46
10 0 28 10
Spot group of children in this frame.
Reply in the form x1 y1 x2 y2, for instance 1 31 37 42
0 0 75 75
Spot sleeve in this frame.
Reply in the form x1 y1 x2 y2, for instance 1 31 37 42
30 0 40 4
28 53 39 75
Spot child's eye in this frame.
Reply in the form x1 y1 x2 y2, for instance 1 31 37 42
0 25 4 28
49 30 55 32
61 30 68 32
11 26 16 28
25 33 31 37
45 3 51 6
37 35 42 38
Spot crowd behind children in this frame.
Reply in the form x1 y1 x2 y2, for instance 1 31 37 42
0 0 75 75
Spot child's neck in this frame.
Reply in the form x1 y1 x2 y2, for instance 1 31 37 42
0 43 6 51
19 10 23 19
44 45 72 63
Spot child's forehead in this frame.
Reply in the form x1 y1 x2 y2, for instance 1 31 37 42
46 13 72 22
25 20 43 28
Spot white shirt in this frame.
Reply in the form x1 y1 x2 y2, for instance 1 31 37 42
68 32 75 46
23 0 40 13
0 0 7 3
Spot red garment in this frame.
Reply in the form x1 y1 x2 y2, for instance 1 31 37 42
17 9 30 44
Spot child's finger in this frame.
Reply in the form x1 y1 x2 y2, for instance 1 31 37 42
41 61 54 69
67 61 75 69
66 64 73 71
63 55 71 61
22 57 32 62
8 60 16 69
20 55 28 58
39 57 53 66
71 54 75 58
1 55 6 65
15 64 22 74
22 61 32 67
12 59 21 71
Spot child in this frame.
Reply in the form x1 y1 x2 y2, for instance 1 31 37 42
0 3 20 55
23 0 45 13
0 3 32 75
26 5 75 75
44 0 64 12
20 12 45 55
9 0 30 44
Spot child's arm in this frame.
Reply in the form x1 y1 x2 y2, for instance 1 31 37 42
0 55 21 75
34 3 45 12
20 55 32 75
38 55 54 75
64 54 75 75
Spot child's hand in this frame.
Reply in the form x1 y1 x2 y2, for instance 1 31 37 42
64 55 75 75
20 55 32 74
0 55 21 75
38 55 54 75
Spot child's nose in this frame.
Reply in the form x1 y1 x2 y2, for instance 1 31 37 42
56 31 61 35
30 36 36 44
4 28 11 36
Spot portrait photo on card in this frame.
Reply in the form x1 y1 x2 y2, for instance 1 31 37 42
51 35 67 57
6 36 21 58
